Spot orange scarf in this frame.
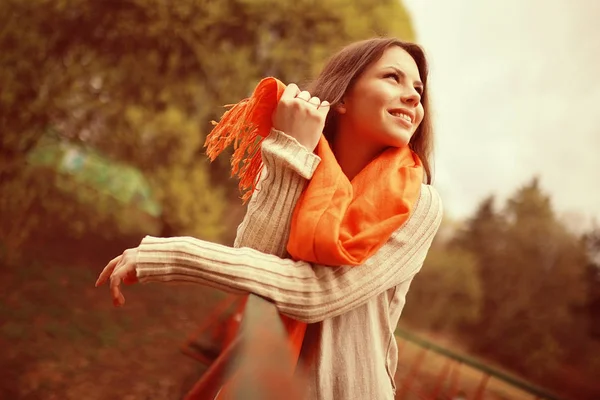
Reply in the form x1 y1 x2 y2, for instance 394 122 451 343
205 77 423 393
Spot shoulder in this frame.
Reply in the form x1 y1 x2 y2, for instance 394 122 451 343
386 184 443 246
414 184 443 228
377 184 443 282
385 184 443 247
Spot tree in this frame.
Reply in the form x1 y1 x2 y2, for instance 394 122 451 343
451 195 507 284
403 245 483 333
404 179 598 397
584 227 600 338
452 178 590 386
1 0 416 255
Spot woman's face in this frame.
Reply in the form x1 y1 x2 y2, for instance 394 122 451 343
337 46 425 149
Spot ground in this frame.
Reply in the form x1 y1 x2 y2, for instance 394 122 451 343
0 254 565 400
0 258 218 399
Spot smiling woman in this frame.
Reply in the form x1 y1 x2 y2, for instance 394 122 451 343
96 37 442 400
306 38 433 183
325 47 425 161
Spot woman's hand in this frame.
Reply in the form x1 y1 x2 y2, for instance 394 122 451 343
272 83 330 153
95 248 139 307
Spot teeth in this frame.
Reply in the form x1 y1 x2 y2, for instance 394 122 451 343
390 111 412 122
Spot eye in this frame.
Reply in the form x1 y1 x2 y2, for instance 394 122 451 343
415 86 424 96
384 72 400 82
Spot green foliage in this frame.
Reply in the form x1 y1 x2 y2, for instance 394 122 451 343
402 178 597 396
0 0 415 254
444 178 592 392
404 247 482 332
0 164 161 263
152 162 225 238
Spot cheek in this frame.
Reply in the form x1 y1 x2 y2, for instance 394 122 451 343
346 83 390 125
360 93 390 125
414 105 425 129
351 95 383 122
357 83 390 107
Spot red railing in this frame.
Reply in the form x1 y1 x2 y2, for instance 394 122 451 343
182 294 305 400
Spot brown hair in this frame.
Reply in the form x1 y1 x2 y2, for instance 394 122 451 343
307 38 434 184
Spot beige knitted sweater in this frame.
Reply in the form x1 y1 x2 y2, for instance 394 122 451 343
136 129 443 399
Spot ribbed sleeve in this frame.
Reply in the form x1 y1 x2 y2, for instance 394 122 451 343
233 128 321 256
135 185 442 324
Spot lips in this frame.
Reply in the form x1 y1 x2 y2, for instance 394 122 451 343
387 108 414 128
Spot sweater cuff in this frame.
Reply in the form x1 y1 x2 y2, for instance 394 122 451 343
136 235 196 284
262 128 321 180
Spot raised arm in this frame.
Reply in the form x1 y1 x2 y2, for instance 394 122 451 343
234 82 327 255
135 185 443 324
233 128 320 256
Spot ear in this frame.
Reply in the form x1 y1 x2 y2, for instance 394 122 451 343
336 99 347 114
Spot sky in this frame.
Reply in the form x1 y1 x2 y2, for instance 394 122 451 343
403 0 600 229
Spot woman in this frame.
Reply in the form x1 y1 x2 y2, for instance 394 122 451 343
96 37 443 400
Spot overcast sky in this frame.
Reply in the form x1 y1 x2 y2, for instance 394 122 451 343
403 0 600 228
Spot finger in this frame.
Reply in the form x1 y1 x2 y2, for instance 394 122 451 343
296 91 311 101
280 83 300 101
308 96 321 107
110 273 126 307
95 255 122 287
318 100 331 116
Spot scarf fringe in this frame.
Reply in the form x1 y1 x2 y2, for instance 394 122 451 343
205 99 265 203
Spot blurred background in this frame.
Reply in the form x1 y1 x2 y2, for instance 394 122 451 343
1 0 598 399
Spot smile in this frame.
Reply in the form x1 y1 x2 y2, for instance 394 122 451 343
387 109 413 127
388 111 412 123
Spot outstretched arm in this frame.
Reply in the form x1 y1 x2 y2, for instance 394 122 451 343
133 185 442 323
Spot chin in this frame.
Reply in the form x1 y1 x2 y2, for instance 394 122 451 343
383 131 411 148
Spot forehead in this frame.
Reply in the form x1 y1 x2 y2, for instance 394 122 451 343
370 46 421 80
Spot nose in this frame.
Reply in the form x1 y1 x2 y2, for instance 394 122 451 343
401 89 420 107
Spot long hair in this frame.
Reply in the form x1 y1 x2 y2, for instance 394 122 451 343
307 38 434 184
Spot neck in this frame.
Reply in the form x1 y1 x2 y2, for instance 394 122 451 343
332 129 385 182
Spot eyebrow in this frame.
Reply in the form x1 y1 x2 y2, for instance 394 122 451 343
385 65 424 90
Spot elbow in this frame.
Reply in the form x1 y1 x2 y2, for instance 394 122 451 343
296 309 327 324
279 293 353 324
281 309 326 324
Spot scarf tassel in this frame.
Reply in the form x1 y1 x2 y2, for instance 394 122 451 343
205 79 280 203
205 102 263 203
